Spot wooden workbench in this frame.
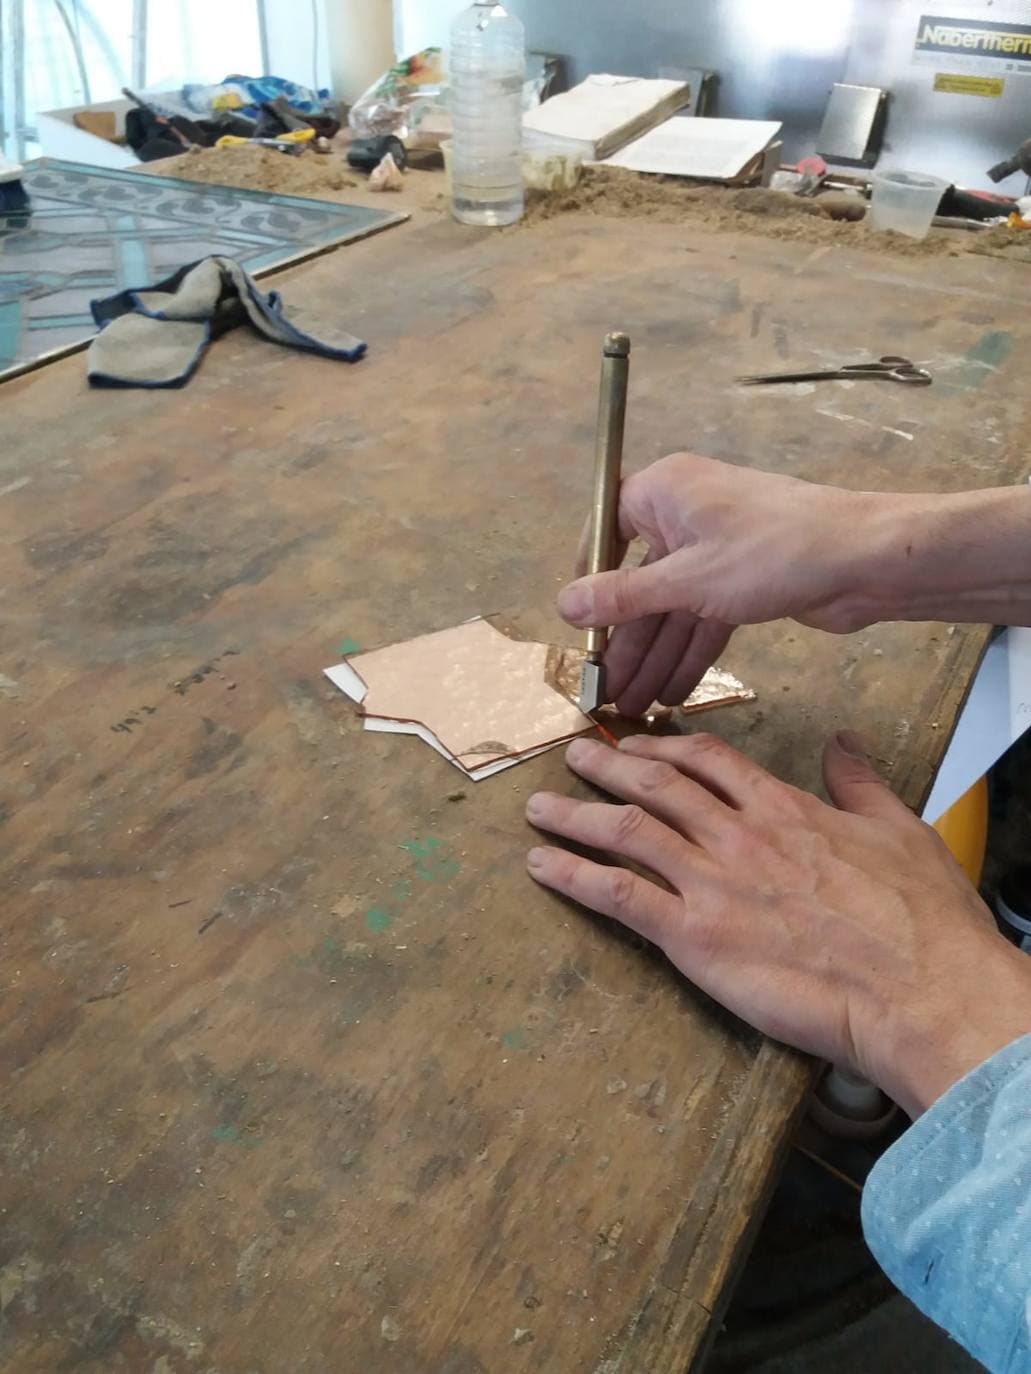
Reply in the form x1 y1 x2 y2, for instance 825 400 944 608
2 203 1027 1373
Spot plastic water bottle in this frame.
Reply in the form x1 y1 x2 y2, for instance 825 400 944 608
449 1 525 226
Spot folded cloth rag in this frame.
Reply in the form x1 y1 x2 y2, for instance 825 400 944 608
88 255 366 388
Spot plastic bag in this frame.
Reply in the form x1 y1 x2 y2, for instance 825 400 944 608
369 153 405 192
348 49 446 140
177 75 331 121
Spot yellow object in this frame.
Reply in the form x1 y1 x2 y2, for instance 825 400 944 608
932 776 988 886
215 128 315 149
933 73 1005 98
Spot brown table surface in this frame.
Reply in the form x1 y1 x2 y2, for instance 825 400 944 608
2 203 1027 1374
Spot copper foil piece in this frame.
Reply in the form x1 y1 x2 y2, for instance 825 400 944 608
352 619 592 770
680 666 757 714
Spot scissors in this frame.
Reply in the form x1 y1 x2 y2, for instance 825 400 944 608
739 355 933 386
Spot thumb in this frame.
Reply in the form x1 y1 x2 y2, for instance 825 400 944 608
823 732 911 822
558 553 693 628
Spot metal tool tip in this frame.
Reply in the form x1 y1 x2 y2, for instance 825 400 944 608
604 332 631 358
579 660 605 715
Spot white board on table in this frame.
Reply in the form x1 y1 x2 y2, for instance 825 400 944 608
923 627 1031 824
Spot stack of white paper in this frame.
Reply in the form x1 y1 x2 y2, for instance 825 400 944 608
601 116 783 182
523 74 692 162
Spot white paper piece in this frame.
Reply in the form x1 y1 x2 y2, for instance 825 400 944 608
601 116 783 181
364 717 559 782
323 661 573 782
326 659 368 704
922 627 1031 823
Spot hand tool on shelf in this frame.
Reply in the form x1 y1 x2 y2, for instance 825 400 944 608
216 128 315 151
579 332 631 715
739 355 932 386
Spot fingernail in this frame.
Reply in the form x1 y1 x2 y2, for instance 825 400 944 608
526 793 546 818
527 847 548 868
558 584 592 624
836 730 869 760
618 734 644 750
567 737 599 762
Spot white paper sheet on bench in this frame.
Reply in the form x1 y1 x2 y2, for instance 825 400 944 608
600 116 782 181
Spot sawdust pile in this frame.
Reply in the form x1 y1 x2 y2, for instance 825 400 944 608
524 166 1031 263
150 145 359 198
147 148 1031 264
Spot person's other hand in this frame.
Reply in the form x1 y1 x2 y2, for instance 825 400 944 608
561 453 889 716
526 732 1031 1118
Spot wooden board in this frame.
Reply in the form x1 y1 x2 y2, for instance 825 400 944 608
1 209 1027 1373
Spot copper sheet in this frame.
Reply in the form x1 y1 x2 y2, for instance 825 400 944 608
351 619 593 770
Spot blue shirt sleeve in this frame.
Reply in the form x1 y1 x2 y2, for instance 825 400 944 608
861 1032 1031 1373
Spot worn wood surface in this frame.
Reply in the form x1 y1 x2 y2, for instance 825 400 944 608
1 207 1027 1374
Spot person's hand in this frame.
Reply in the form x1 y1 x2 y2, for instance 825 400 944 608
561 453 891 716
526 732 1031 1118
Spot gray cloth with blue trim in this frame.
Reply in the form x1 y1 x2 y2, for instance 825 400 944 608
88 255 365 388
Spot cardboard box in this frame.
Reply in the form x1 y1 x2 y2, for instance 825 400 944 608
37 95 141 168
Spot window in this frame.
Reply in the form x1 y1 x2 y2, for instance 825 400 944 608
1 0 266 160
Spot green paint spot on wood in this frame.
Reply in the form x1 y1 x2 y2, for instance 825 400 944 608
400 838 441 858
366 907 392 933
337 638 362 657
940 329 1014 394
501 1026 529 1051
401 837 461 883
211 1124 263 1150
968 330 1012 370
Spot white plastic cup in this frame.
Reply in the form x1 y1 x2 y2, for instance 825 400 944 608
521 147 583 193
868 169 948 241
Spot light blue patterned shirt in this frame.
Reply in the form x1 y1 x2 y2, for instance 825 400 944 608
862 1033 1031 1372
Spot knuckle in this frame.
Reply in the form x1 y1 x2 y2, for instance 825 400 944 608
779 784 820 821
716 817 753 861
549 852 579 889
682 731 725 760
637 760 679 795
621 470 645 507
610 569 637 620
613 803 648 846
666 451 697 479
606 866 638 914
687 909 722 962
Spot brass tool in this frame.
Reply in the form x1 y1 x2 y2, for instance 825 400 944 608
579 332 631 714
